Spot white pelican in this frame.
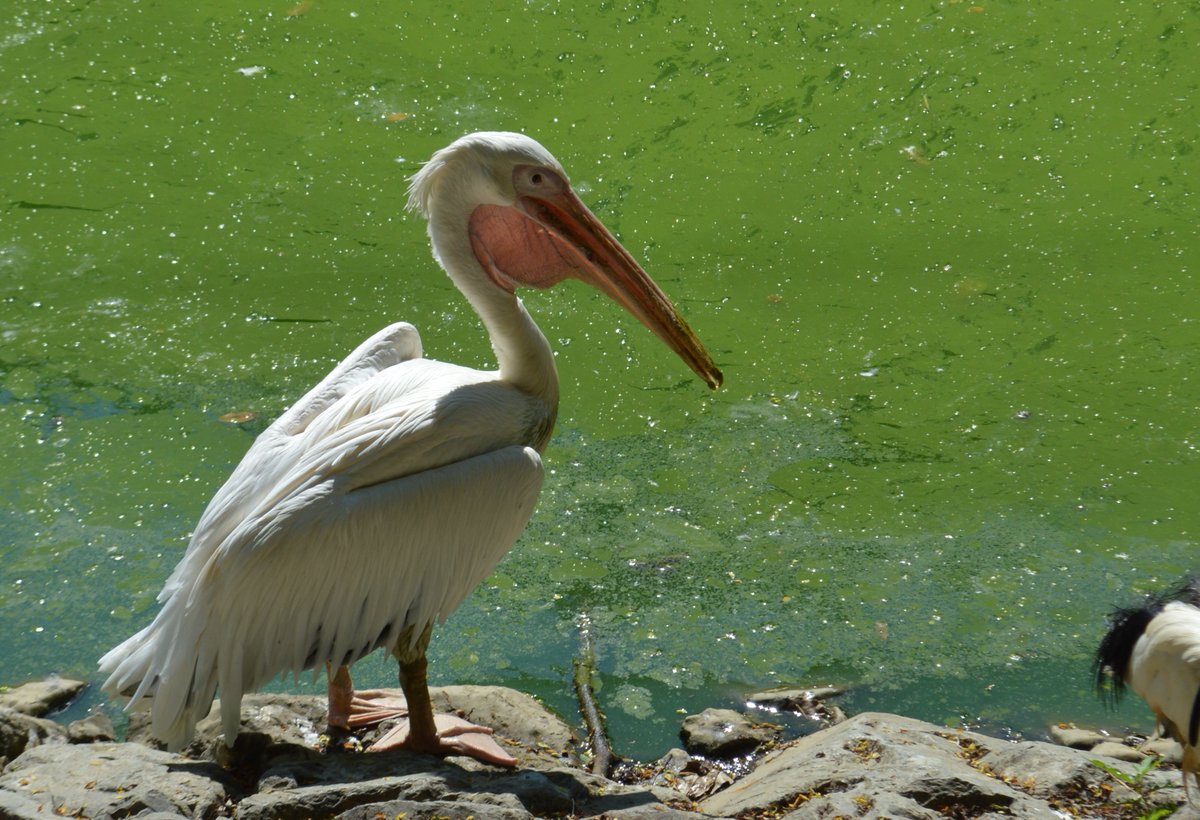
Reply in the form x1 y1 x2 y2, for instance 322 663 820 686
99 131 722 766
1096 576 1200 796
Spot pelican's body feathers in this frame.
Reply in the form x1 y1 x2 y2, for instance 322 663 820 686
100 323 547 749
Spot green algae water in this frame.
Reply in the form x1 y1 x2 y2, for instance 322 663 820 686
1 0 1196 758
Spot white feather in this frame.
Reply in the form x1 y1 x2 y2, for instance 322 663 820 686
1129 601 1200 745
99 321 548 749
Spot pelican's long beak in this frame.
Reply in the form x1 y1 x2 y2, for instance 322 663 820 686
517 188 723 390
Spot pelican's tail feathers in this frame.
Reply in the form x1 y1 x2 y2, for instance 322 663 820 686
98 594 223 752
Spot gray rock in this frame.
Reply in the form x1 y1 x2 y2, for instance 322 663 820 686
0 677 86 717
655 747 690 773
0 706 68 762
145 684 576 766
0 742 230 818
237 768 460 820
699 712 1060 819
433 684 579 761
337 798 534 818
67 712 116 744
583 807 716 820
1144 736 1184 763
4 685 1179 820
1090 739 1148 762
0 787 46 820
184 691 327 752
680 708 780 757
745 685 845 710
745 686 848 729
232 747 688 820
980 739 1140 799
791 789 953 820
1046 723 1108 749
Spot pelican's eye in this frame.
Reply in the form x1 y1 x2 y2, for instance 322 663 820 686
514 164 565 196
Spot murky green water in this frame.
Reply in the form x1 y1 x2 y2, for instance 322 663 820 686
2 1 1197 758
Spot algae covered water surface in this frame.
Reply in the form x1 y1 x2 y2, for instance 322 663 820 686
1 1 1197 756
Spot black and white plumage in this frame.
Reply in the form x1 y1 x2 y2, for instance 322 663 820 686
1095 576 1200 794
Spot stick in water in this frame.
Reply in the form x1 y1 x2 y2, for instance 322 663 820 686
573 613 615 776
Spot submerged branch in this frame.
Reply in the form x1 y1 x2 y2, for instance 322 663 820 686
573 613 615 777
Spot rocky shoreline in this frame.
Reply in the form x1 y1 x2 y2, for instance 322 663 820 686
0 676 1191 818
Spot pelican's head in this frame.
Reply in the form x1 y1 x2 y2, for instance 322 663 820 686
407 132 564 220
407 132 722 390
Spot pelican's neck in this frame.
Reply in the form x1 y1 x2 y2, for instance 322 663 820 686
432 226 561 421
477 283 561 409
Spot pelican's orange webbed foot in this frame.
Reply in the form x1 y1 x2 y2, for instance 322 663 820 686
371 712 518 767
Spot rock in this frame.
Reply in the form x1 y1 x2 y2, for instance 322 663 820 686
0 742 231 818
655 747 690 773
979 739 1131 798
1090 739 1148 762
679 708 780 757
745 684 845 710
183 691 328 752
67 712 116 744
1 683 1191 819
147 685 577 767
0 677 86 717
2 685 689 819
433 684 580 762
0 787 47 820
745 685 848 728
0 706 68 762
1143 735 1184 763
1046 723 1109 749
699 712 1070 819
337 798 534 818
232 745 690 820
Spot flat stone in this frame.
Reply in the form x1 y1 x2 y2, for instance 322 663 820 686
1046 724 1108 749
335 798 533 819
156 684 577 768
699 712 1058 819
1143 736 1184 763
433 684 580 762
1090 740 1148 762
236 769 468 820
67 712 116 744
680 708 780 757
0 677 86 717
655 747 690 773
183 691 326 752
0 787 47 820
0 742 230 819
745 685 845 709
745 686 848 727
980 740 1125 798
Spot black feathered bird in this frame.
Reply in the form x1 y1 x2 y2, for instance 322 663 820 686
1095 576 1200 795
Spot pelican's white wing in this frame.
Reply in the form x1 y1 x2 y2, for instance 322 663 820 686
153 321 425 602
99 322 550 750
